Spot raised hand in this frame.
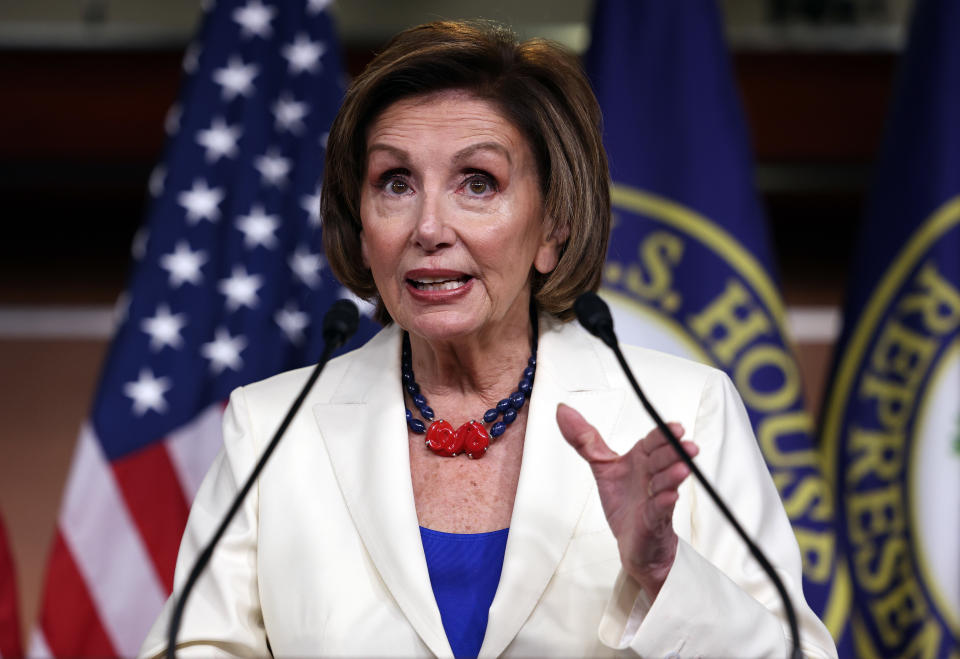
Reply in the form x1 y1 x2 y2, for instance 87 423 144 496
555 403 699 599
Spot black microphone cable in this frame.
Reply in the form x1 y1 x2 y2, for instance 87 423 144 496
165 299 359 659
573 292 803 659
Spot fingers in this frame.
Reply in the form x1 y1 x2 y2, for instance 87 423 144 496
556 403 619 463
647 461 692 498
646 439 699 473
640 422 685 455
641 423 697 499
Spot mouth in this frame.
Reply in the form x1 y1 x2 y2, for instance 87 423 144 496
407 274 472 291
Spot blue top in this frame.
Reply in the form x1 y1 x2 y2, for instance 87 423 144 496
419 526 509 658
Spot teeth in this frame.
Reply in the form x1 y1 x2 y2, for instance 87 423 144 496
411 276 468 291
414 276 452 283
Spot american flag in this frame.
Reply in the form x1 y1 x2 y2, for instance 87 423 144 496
31 1 376 655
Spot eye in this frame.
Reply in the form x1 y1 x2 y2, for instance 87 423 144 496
374 169 412 196
462 171 498 197
468 179 488 195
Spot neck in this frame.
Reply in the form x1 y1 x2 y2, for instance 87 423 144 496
406 311 536 404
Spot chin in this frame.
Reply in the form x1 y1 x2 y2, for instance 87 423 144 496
401 309 487 343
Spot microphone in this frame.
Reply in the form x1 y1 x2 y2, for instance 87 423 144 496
166 300 360 659
573 292 803 659
323 298 360 347
573 292 616 348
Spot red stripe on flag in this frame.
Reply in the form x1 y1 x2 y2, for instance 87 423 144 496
112 443 190 594
38 531 115 657
0 513 22 659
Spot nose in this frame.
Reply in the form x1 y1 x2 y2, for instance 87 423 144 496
412 193 455 252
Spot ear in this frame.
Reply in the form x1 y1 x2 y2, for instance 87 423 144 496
533 218 569 275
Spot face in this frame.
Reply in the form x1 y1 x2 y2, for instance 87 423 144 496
359 90 562 343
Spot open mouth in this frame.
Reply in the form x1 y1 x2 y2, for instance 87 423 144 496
408 275 472 291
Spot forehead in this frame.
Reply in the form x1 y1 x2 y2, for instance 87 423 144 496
365 90 530 158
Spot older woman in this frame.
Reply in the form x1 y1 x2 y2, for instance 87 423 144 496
141 21 836 658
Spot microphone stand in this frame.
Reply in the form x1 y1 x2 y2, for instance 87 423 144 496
165 300 358 659
574 293 803 659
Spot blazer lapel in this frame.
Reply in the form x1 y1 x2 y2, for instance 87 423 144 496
480 319 624 657
312 327 452 657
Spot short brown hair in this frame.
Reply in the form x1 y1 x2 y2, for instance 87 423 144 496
322 20 610 323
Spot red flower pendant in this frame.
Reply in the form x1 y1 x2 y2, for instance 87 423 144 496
457 420 490 459
425 419 461 457
425 419 490 458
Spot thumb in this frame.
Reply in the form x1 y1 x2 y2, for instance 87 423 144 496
556 403 619 464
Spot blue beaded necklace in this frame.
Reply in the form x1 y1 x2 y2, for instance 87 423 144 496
402 309 538 459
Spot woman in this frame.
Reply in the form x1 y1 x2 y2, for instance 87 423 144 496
141 21 837 658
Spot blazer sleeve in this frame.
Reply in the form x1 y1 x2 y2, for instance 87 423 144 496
138 387 270 658
596 369 838 658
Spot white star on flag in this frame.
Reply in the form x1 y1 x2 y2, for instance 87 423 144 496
123 368 173 416
236 204 280 249
149 165 166 197
282 33 326 75
275 302 310 344
201 327 247 374
232 0 275 39
196 117 242 162
289 245 324 288
307 0 333 14
218 265 263 311
165 103 182 136
141 304 188 351
178 179 225 224
182 42 202 73
272 94 309 134
213 56 259 100
131 227 149 261
254 149 291 187
114 291 130 327
160 240 208 287
300 190 321 227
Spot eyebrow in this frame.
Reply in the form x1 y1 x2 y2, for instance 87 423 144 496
451 142 512 165
365 141 512 165
366 143 408 160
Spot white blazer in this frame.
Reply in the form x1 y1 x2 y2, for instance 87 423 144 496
141 316 837 658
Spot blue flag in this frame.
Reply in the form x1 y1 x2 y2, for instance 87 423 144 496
584 0 850 649
820 0 960 656
33 1 378 655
